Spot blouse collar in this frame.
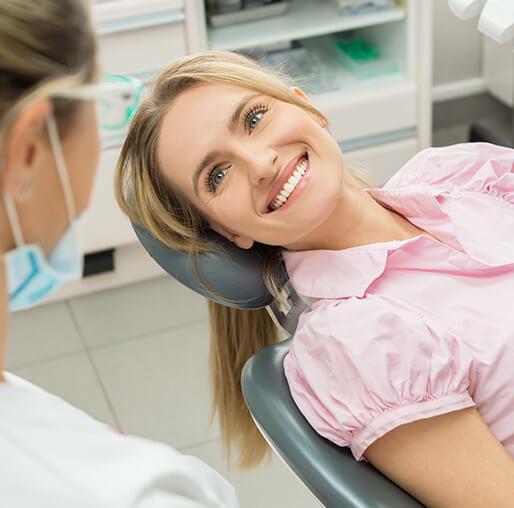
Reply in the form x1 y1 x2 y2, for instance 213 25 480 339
283 185 461 299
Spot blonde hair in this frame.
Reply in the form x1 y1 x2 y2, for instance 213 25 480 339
115 51 328 469
0 0 97 150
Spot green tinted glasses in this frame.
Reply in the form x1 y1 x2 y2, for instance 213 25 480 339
55 73 143 130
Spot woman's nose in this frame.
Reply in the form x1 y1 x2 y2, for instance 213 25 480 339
245 149 278 186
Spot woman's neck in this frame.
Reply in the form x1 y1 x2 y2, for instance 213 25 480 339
287 171 427 252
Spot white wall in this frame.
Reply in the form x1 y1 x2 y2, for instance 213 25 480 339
432 0 483 87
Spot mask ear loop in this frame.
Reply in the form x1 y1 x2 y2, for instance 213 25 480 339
2 114 76 250
2 194 25 248
45 115 76 225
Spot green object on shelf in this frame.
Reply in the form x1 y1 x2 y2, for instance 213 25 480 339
334 37 398 78
337 39 378 60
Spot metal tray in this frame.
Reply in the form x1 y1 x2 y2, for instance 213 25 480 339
208 2 289 28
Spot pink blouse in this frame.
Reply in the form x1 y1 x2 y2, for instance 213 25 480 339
283 143 514 461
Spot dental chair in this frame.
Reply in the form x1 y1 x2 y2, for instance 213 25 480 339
132 222 424 508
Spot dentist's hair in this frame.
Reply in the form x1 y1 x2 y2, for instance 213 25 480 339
0 0 97 148
115 51 328 469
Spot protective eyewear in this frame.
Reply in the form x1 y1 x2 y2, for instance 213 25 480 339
55 73 143 131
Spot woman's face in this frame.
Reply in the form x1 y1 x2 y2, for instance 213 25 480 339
157 83 346 250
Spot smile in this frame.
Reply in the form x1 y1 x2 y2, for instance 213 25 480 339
267 154 309 212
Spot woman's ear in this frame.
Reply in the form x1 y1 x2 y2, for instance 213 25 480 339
291 87 311 103
1 99 53 202
291 86 327 128
209 222 255 250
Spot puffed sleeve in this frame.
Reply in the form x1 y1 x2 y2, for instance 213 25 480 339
283 296 476 461
385 142 514 203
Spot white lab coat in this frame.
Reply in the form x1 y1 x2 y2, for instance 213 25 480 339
0 372 239 508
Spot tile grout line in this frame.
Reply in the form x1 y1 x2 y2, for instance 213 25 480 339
9 348 86 372
83 317 210 352
65 299 123 431
178 436 222 454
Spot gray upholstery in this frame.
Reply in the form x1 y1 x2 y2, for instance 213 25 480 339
132 221 286 309
242 338 425 508
133 220 424 507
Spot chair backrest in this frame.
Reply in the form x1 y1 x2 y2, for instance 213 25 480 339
133 221 424 507
132 221 282 309
242 338 424 508
132 221 306 334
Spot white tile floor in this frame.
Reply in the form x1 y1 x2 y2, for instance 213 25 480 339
6 274 321 508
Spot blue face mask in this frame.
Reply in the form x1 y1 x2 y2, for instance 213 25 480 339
3 115 84 311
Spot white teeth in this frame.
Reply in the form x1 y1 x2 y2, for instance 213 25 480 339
269 155 309 211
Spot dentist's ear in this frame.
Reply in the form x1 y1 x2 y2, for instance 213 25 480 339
1 99 53 202
209 222 255 250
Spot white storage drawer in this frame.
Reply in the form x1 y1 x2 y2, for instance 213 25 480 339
94 0 183 10
344 137 419 187
314 80 417 143
98 22 186 75
93 0 187 76
79 147 135 254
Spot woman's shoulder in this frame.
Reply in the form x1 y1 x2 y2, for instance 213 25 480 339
285 296 477 460
384 142 514 191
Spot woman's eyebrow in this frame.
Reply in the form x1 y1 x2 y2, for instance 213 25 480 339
193 151 221 197
228 93 261 132
192 93 262 197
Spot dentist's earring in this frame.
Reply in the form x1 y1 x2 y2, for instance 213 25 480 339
21 183 34 199
22 183 33 199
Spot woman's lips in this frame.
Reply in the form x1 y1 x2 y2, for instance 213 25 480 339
269 158 311 214
265 152 308 212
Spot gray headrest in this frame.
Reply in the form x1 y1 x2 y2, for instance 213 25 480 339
132 221 287 310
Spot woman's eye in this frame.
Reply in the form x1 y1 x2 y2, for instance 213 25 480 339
213 168 227 185
249 112 263 132
207 165 229 192
245 104 269 133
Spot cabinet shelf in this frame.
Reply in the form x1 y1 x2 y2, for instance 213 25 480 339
207 0 406 51
310 71 409 102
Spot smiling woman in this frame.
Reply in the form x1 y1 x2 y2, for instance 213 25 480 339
114 50 419 468
115 50 514 506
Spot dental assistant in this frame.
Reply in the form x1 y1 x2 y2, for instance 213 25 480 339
0 2 238 507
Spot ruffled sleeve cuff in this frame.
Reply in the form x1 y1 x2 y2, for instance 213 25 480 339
352 392 475 461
